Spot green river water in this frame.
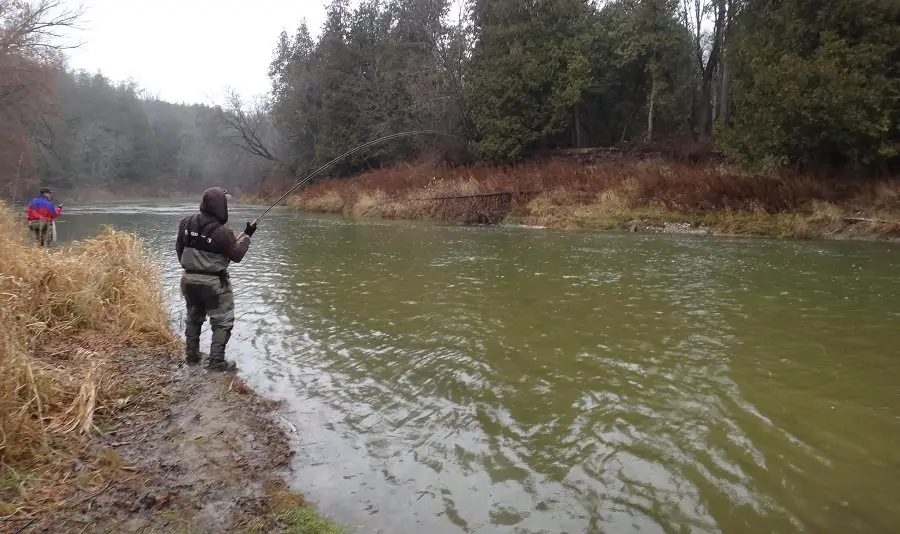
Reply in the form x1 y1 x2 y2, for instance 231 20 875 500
59 203 899 533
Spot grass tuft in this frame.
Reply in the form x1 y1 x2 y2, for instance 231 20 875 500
0 202 176 515
243 503 343 534
276 507 344 534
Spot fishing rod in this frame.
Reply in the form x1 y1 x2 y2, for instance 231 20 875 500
238 129 459 238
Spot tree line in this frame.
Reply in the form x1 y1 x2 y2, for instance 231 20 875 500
34 71 275 194
1 0 897 202
0 0 275 200
265 0 898 174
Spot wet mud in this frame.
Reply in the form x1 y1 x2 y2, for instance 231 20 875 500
26 348 305 534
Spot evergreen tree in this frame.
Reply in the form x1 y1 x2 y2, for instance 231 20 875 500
722 0 900 169
466 0 596 161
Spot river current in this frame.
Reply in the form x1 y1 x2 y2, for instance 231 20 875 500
59 202 900 533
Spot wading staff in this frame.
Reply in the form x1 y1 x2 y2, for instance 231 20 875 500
236 129 459 239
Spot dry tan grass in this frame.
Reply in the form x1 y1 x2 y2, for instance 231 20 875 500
297 189 346 214
0 202 176 514
280 161 900 238
351 190 390 218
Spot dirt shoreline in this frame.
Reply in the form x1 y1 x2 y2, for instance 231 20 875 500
499 215 900 242
13 348 337 534
0 208 341 534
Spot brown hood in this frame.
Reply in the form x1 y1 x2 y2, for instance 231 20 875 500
199 187 228 223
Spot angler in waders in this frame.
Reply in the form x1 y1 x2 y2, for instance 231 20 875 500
26 187 63 247
176 187 257 371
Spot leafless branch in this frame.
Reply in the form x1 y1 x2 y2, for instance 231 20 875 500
0 0 85 61
218 88 282 164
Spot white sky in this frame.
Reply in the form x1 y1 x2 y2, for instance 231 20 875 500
62 0 328 105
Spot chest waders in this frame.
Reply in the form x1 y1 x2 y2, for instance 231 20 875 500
180 215 236 371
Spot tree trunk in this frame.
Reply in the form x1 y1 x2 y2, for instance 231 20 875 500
693 0 727 136
717 55 732 127
12 150 23 205
696 77 712 136
574 104 583 148
712 67 720 125
646 67 658 143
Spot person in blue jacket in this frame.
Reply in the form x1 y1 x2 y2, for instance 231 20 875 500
26 187 63 247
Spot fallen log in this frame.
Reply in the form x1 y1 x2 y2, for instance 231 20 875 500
842 217 899 225
410 190 542 201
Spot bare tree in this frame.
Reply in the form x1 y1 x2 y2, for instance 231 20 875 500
217 89 290 195
680 0 728 135
0 0 83 117
219 89 283 164
0 0 82 59
0 0 83 198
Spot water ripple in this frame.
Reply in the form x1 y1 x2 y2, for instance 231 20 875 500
58 206 900 534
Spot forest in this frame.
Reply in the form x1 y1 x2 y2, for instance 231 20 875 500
0 0 897 204
0 0 273 201
264 0 899 174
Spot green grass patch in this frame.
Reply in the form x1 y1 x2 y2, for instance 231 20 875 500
278 507 344 533
244 506 344 534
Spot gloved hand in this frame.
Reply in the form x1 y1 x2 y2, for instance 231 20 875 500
244 221 257 237
57 202 64 208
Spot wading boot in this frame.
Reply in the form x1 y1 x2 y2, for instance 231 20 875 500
207 359 237 372
207 351 236 372
207 328 235 372
185 344 201 366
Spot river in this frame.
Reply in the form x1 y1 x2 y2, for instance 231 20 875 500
57 202 899 533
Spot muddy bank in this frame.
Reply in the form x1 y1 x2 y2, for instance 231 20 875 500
15 348 337 534
0 212 338 533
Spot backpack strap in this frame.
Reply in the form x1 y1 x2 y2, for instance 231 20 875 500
183 214 224 254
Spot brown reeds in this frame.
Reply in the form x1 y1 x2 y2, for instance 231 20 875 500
0 203 176 515
285 161 900 238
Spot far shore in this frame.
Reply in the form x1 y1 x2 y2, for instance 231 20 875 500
245 161 900 241
13 159 899 242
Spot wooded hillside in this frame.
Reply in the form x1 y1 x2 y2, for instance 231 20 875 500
1 0 897 203
266 0 898 174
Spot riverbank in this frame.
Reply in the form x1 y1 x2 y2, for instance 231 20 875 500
56 184 204 204
0 205 339 533
273 162 900 240
3 181 206 206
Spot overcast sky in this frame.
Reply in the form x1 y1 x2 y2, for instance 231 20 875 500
63 0 327 105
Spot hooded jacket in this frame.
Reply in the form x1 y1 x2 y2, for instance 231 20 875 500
176 187 250 274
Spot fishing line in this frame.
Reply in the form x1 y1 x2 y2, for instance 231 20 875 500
237 129 459 238
179 131 459 348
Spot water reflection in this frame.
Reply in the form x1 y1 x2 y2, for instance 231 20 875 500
59 204 900 533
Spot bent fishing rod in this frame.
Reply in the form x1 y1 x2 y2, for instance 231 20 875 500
238 129 459 238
